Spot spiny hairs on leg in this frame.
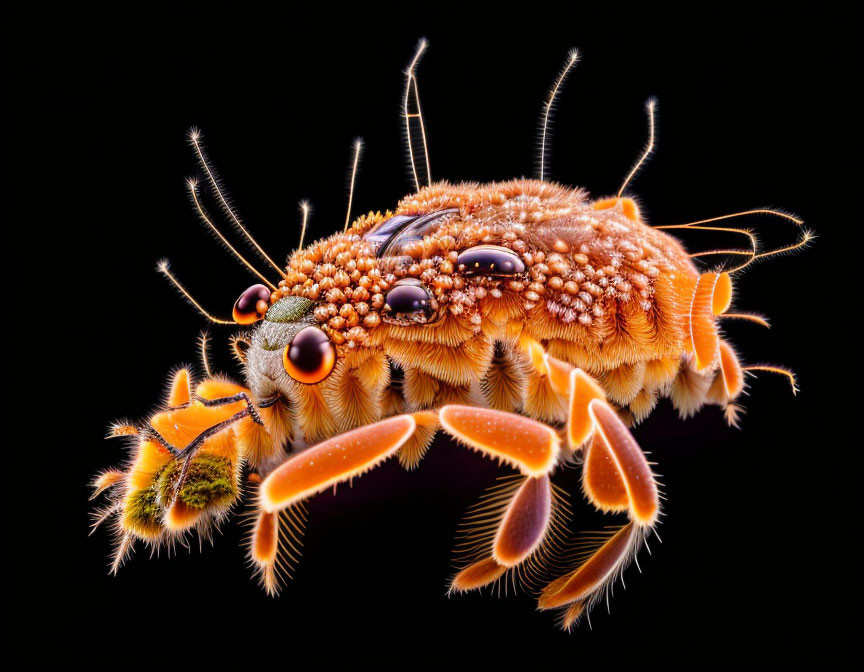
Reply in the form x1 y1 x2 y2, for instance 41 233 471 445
448 474 572 597
246 498 309 596
547 523 652 631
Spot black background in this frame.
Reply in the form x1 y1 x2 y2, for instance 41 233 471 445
7 6 857 668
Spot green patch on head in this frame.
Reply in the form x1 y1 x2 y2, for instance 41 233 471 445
266 296 313 324
155 454 236 510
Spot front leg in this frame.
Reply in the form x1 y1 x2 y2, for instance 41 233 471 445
259 415 421 512
251 413 424 594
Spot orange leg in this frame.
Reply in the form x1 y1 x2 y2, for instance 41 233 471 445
259 414 420 512
94 369 264 572
439 341 661 612
253 413 421 594
439 405 562 592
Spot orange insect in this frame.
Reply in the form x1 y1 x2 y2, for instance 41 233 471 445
90 41 809 630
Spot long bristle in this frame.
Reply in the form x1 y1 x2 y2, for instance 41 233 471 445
617 98 657 198
189 129 284 275
187 180 278 290
403 39 431 191
538 48 580 182
157 260 234 325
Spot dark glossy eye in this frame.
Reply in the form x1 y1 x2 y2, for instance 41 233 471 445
282 326 337 384
383 280 435 324
364 209 460 258
233 284 272 324
364 215 417 248
456 245 525 276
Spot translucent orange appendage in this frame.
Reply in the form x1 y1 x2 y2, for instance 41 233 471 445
562 601 586 630
90 470 124 499
519 332 573 394
493 475 552 567
713 272 733 315
168 368 192 407
583 433 629 513
252 510 278 564
589 401 658 525
719 340 744 399
108 424 138 438
196 379 249 400
687 272 721 371
538 523 637 609
568 369 606 449
260 415 417 512
519 332 549 375
165 500 201 530
438 406 560 477
592 197 640 221
150 400 247 449
450 557 507 592
545 355 573 395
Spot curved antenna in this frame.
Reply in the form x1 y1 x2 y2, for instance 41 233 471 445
344 139 364 233
538 49 580 182
188 129 284 275
722 229 813 273
657 209 810 274
658 208 804 228
403 39 431 192
618 98 656 198
188 179 277 290
742 365 799 395
298 201 311 251
157 260 234 325
720 313 771 328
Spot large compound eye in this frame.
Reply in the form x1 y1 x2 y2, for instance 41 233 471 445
233 284 272 324
456 245 526 276
383 279 436 325
282 326 337 384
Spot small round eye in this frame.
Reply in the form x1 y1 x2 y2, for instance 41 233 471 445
383 280 435 324
282 326 337 384
233 284 272 324
456 245 526 276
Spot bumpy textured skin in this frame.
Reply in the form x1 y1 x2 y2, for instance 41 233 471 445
268 179 703 434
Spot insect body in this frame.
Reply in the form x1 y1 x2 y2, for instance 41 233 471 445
92 42 807 630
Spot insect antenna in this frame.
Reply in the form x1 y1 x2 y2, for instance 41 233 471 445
719 313 771 328
188 179 277 290
403 38 432 191
617 98 657 197
188 129 284 275
344 139 364 232
157 260 234 325
538 48 580 182
661 208 804 229
298 200 311 251
198 330 213 377
742 365 799 395
659 209 810 273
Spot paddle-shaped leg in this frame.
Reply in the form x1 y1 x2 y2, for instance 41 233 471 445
259 414 419 512
520 335 661 628
439 406 561 591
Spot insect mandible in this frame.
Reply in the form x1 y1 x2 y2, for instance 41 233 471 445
91 41 809 630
